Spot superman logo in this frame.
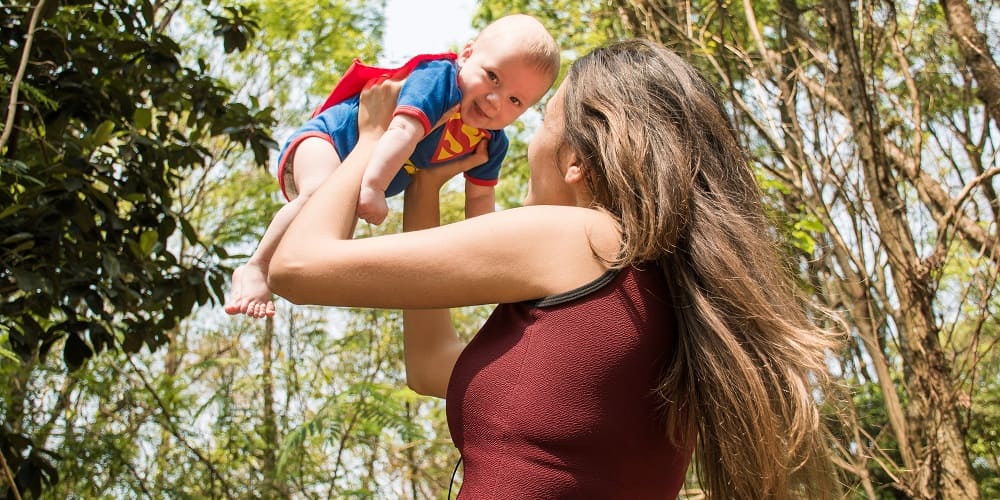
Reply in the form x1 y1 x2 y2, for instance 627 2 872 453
432 113 490 163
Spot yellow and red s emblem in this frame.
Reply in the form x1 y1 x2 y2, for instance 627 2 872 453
432 113 489 163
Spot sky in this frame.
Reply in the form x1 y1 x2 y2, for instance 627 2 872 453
379 0 478 66
378 0 545 135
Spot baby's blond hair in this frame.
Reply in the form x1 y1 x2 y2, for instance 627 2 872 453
475 14 561 84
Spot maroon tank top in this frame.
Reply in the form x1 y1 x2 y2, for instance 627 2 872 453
447 264 692 499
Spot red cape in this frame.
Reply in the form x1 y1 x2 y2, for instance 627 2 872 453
311 53 458 117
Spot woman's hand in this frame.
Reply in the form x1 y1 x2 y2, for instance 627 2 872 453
358 75 404 139
410 139 490 195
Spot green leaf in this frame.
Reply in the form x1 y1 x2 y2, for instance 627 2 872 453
0 348 19 363
0 203 22 219
121 332 144 354
63 332 93 371
88 120 116 147
3 232 34 245
794 215 826 233
102 253 121 279
0 334 20 363
790 230 817 254
13 268 44 291
133 108 152 130
139 229 159 255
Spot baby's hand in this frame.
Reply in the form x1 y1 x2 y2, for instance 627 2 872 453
358 185 389 225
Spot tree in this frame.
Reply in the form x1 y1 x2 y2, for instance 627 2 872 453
605 0 998 497
941 0 1000 124
13 1 993 497
0 0 274 495
1 0 475 496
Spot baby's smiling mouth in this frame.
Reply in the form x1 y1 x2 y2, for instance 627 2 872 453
472 101 492 123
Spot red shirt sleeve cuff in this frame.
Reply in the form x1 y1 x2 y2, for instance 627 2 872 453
464 175 498 187
394 106 432 135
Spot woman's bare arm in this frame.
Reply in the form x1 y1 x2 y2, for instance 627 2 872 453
400 161 474 397
271 203 615 308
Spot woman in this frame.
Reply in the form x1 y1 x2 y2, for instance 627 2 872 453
268 39 839 498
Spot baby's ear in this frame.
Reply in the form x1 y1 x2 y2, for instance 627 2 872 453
458 41 474 62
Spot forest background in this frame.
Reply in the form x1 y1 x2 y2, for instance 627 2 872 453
1 0 998 498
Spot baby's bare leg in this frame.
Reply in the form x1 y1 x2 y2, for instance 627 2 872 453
226 138 342 318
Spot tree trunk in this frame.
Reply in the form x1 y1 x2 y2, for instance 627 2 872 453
940 0 1000 125
405 402 419 500
774 0 917 475
261 315 284 496
824 1 979 497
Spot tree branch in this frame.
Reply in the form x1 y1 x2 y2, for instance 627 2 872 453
941 0 1000 124
0 0 47 155
886 141 1000 266
0 448 22 500
121 350 236 499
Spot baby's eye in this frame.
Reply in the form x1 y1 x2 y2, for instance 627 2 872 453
510 96 522 106
487 70 498 83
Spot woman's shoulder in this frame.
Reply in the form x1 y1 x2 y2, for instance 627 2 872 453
494 205 618 239
501 203 615 223
505 204 619 256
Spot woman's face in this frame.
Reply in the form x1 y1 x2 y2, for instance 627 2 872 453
524 81 577 207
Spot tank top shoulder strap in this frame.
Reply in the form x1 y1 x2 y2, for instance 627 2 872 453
531 269 620 308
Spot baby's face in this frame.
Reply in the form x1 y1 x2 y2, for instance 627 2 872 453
456 41 552 130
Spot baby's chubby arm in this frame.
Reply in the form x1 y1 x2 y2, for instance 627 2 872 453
464 181 496 219
364 114 424 191
357 114 424 224
443 140 494 219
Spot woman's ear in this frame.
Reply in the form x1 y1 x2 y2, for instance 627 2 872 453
564 165 584 185
563 153 584 185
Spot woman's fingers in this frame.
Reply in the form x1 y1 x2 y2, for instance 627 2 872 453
358 74 403 130
431 104 460 131
415 139 490 189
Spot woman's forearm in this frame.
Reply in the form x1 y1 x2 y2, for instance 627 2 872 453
268 130 381 299
401 171 466 397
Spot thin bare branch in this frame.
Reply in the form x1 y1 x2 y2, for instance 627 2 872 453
0 0 48 154
0 449 22 500
121 351 237 499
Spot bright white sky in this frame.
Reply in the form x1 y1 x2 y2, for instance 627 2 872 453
380 0 478 66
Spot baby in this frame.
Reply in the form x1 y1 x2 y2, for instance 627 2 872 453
226 14 560 317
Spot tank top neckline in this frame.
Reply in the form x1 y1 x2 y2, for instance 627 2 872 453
530 268 620 308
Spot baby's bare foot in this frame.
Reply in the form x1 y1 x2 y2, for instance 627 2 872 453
225 263 276 318
358 186 389 225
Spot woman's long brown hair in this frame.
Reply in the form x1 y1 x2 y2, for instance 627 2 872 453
563 39 842 498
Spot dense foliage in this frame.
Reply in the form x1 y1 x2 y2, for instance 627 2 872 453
0 0 275 495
